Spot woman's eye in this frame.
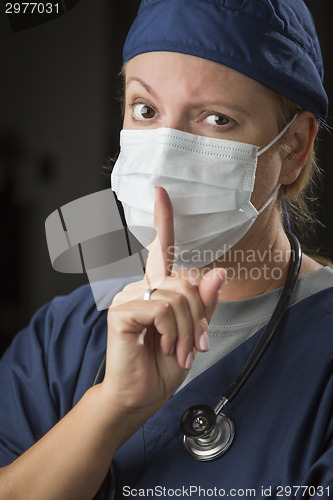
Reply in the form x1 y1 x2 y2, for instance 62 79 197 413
132 103 157 120
203 114 230 127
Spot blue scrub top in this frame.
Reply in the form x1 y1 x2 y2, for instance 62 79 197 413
0 282 333 498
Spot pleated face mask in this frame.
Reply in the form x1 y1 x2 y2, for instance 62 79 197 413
111 121 293 269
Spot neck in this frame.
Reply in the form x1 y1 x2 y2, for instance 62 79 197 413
172 207 296 301
217 214 292 301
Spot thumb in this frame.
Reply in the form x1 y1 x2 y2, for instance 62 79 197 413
198 267 226 321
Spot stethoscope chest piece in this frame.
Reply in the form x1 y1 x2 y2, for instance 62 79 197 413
181 405 235 461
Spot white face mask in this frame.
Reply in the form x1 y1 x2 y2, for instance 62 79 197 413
111 120 294 269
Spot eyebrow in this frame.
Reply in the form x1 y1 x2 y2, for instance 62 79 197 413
126 76 252 117
126 77 160 100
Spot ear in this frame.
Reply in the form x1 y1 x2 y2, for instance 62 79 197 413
278 112 318 185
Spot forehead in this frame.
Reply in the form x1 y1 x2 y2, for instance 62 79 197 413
125 51 277 114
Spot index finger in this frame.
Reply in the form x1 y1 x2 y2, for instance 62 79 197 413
145 186 175 287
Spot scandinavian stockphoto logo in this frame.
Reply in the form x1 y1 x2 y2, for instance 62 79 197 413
45 189 153 311
4 0 79 32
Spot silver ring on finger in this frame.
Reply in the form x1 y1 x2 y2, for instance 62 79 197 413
144 288 157 301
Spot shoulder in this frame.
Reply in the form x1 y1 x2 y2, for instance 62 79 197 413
285 284 333 359
295 280 333 316
23 275 142 347
0 276 142 466
291 280 333 323
291 265 333 309
1 275 142 408
3 275 142 362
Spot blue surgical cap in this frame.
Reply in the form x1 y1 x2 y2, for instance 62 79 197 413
123 0 328 120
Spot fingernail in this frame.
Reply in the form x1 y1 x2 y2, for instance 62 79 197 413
199 332 210 352
217 270 226 293
185 350 194 370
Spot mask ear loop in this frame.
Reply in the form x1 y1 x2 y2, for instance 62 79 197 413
257 116 297 224
257 115 297 157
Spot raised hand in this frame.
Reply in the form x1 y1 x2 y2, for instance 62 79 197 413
0 187 226 500
103 186 226 415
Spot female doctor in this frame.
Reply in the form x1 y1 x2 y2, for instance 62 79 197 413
0 0 333 498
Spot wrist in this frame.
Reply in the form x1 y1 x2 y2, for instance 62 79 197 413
87 383 159 450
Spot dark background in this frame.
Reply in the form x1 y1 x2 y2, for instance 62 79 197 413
0 0 332 355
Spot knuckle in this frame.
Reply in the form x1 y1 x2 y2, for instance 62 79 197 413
171 293 187 308
156 300 171 317
108 305 133 327
181 278 194 293
122 279 145 293
111 289 123 303
178 327 191 342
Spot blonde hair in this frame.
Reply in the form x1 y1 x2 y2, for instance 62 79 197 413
267 91 323 239
265 90 333 266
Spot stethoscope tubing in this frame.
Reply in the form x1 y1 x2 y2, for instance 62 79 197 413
92 231 302 494
221 231 302 404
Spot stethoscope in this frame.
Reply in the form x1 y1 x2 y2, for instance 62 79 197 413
180 231 301 460
92 231 302 497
